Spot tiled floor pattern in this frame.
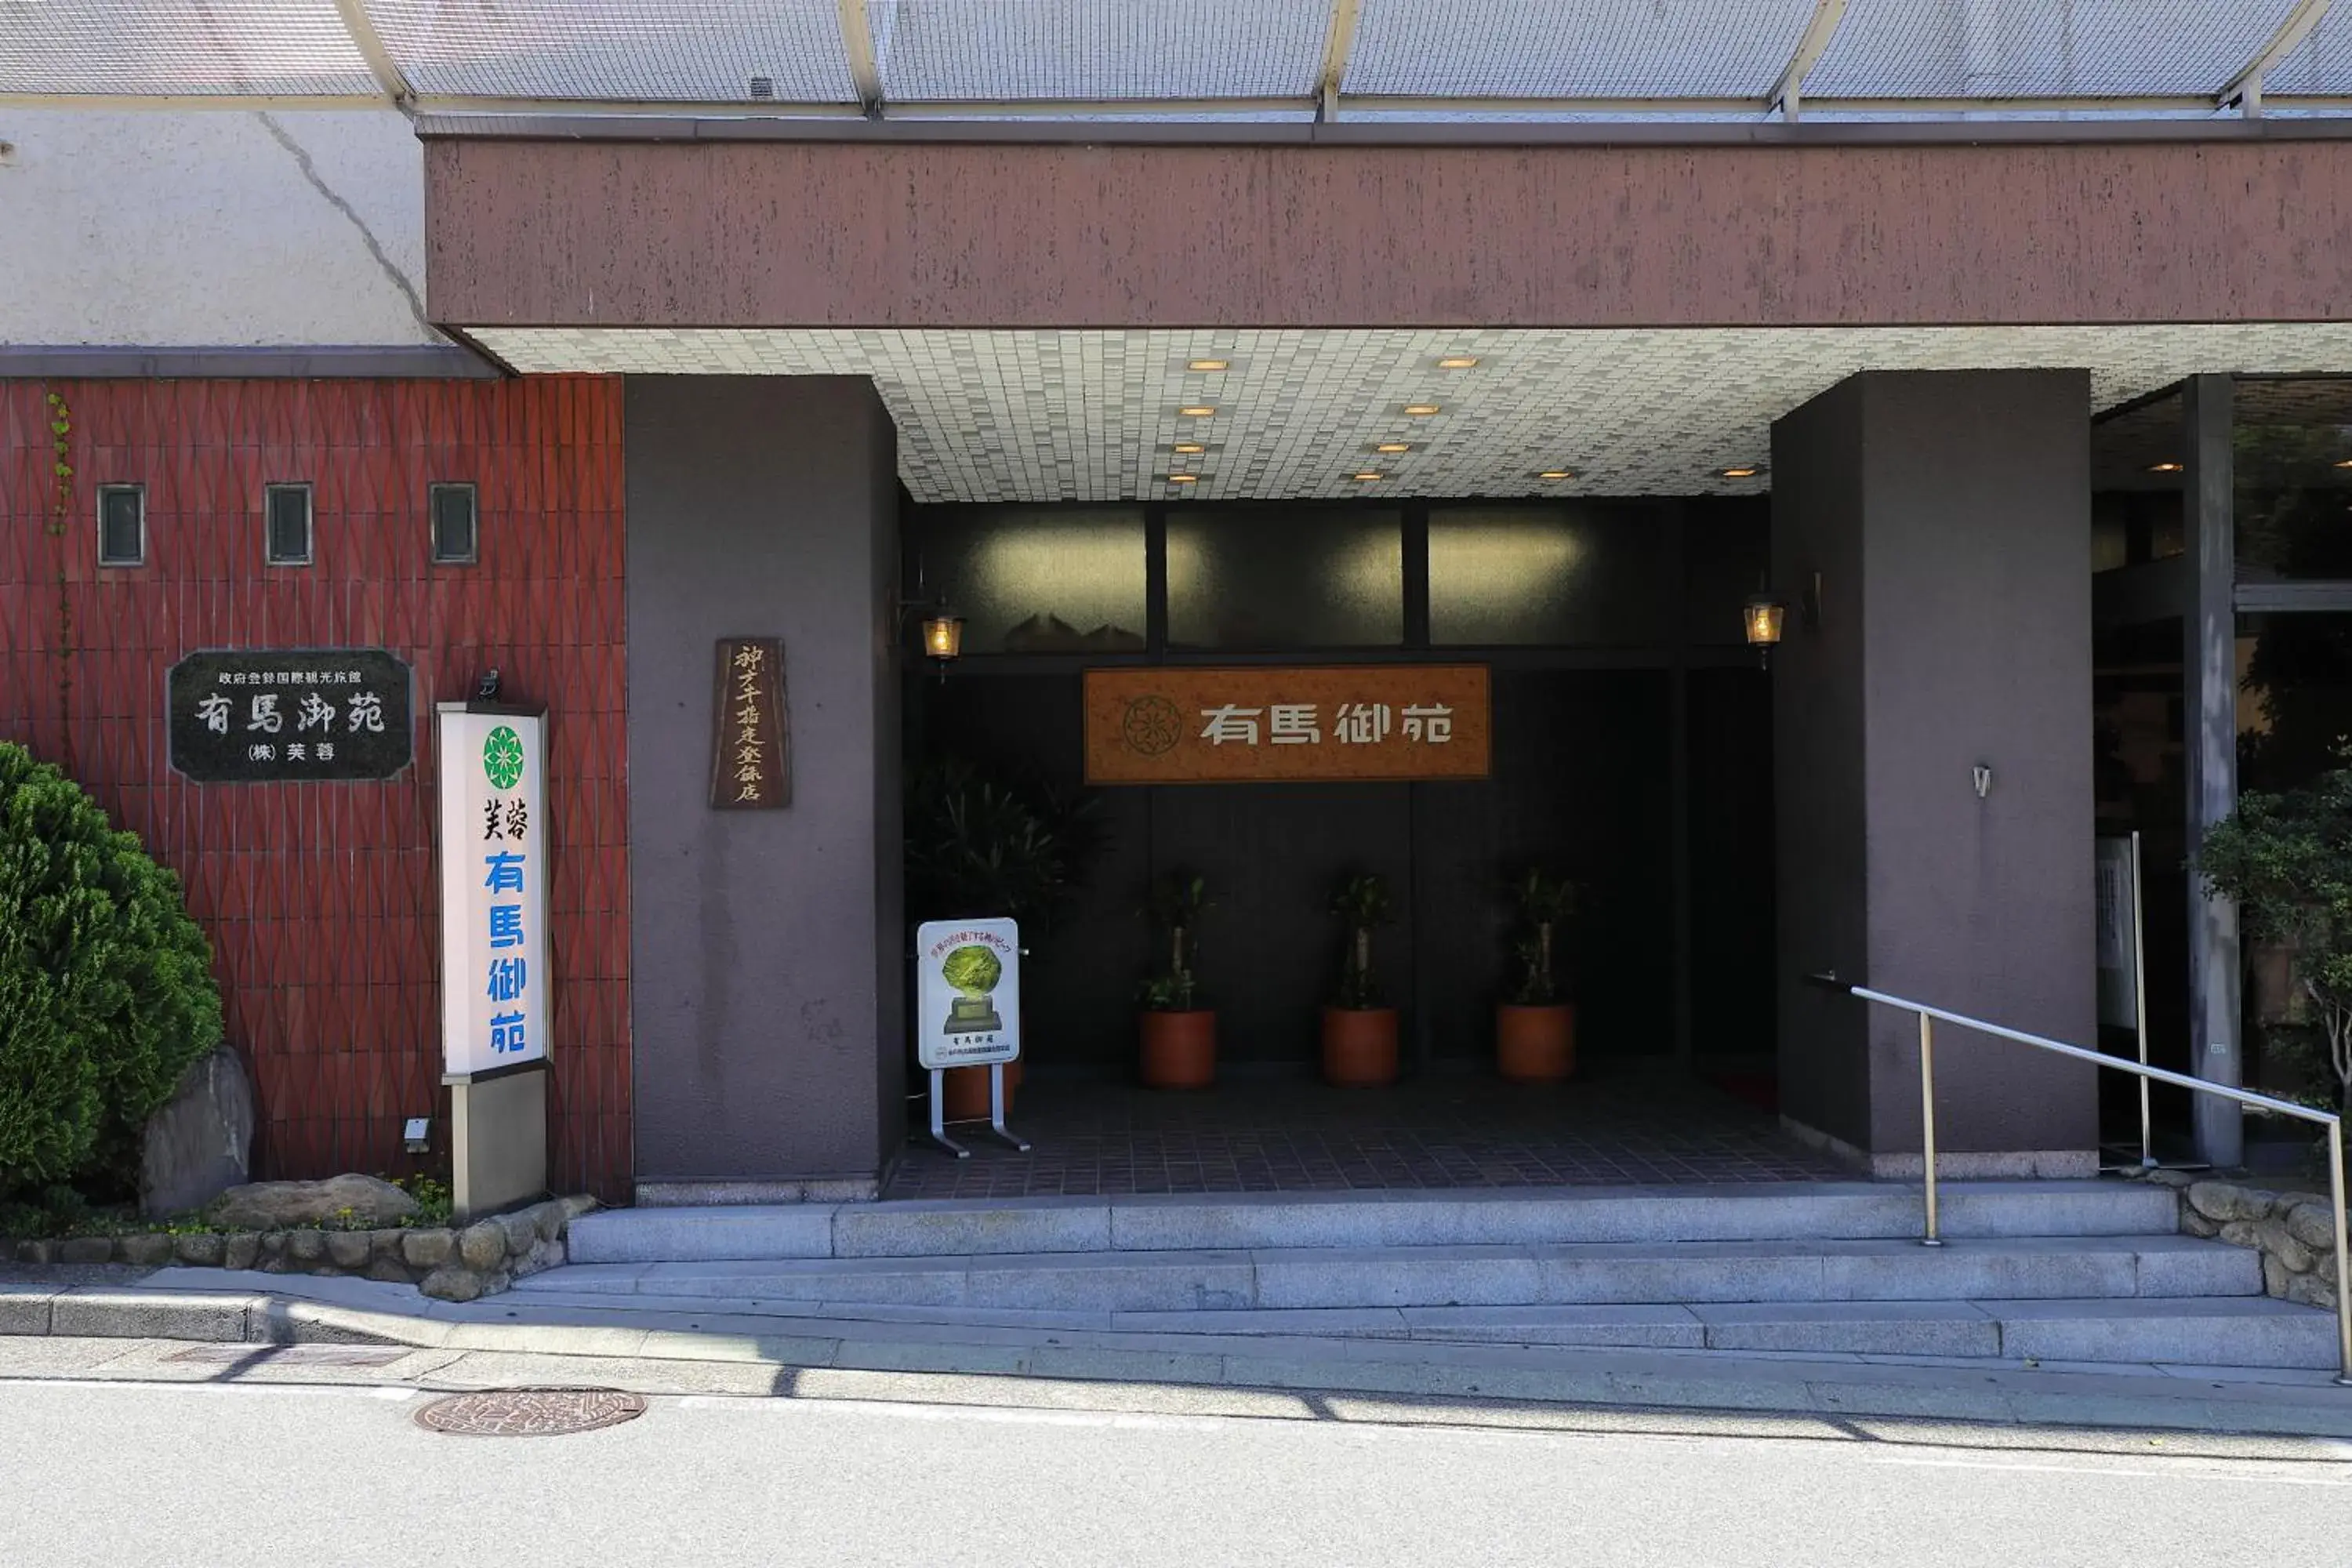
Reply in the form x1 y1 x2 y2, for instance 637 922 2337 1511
884 1068 1843 1200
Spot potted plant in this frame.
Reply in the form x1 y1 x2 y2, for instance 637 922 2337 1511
1322 871 1399 1087
1138 872 1215 1089
905 758 1099 1120
1496 868 1578 1082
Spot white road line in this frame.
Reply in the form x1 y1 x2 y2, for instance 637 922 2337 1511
1866 1454 2352 1486
0 1377 416 1401
673 1396 2352 1474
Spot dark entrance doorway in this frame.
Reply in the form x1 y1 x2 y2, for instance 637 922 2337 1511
900 495 1781 1176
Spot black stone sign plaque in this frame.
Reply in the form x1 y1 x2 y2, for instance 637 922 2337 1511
167 649 414 783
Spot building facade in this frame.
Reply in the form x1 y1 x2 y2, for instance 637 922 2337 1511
9 7 2352 1200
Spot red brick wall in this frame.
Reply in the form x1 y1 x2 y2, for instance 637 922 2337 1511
0 377 632 1199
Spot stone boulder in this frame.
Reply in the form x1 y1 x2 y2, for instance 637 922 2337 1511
140 1047 256 1218
2186 1181 2273 1224
207 1174 418 1232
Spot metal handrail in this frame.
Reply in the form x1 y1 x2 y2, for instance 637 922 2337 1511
1807 972 2352 1386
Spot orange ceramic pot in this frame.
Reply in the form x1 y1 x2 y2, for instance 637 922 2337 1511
1139 1010 1218 1089
942 1057 1022 1121
1496 1004 1577 1082
1320 1006 1400 1087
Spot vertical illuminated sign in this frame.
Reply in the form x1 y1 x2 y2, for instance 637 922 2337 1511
438 706 550 1076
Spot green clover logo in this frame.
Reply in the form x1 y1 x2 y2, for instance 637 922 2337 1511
482 725 525 792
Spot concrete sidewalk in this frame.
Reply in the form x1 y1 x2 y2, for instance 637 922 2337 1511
6 1266 2352 1439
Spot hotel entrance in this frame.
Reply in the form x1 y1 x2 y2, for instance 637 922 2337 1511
896 495 1809 1196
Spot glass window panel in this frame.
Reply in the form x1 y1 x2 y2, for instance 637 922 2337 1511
1682 497 1769 647
911 506 1147 654
2234 379 2352 583
265 484 311 566
97 485 144 566
2237 612 2352 794
2092 391 2186 571
2231 609 2352 1111
430 483 478 564
1166 509 1402 651
1428 505 1673 647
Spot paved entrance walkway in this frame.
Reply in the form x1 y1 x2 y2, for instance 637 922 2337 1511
886 1068 1841 1200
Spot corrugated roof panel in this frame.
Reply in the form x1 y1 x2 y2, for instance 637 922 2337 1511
1805 0 2300 100
368 0 858 103
873 0 1327 102
1343 0 1821 100
2264 8 2352 97
0 0 379 97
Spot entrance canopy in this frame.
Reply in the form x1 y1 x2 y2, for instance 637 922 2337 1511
6 1 2352 121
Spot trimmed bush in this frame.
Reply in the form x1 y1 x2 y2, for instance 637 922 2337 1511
0 742 223 1199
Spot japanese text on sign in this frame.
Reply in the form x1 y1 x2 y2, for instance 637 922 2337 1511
710 637 790 810
1083 666 1490 785
167 649 412 782
438 708 550 1077
915 919 1022 1070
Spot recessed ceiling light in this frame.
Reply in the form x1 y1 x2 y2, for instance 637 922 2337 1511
2148 461 2183 474
1178 405 1216 419
1436 356 1479 369
1352 470 1385 482
1404 404 1441 417
1721 465 1762 480
1172 442 1207 456
1187 359 1229 372
1167 474 1200 485
1374 442 1411 455
1537 469 1577 481
2335 458 2352 470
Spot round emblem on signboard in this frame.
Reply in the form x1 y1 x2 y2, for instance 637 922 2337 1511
1121 695 1183 757
482 725 525 791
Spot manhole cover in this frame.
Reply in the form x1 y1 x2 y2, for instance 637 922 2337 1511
414 1388 647 1437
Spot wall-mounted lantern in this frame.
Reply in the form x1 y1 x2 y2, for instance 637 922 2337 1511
920 610 965 663
899 554 964 681
1744 591 1786 667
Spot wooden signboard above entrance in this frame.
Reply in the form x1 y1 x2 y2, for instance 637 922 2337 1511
1084 666 1490 785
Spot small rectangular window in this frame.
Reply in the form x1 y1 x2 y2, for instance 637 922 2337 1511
96 485 145 566
430 482 479 564
265 483 313 566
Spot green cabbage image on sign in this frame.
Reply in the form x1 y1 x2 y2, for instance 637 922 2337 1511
942 945 1002 997
482 725 525 792
939 942 1006 1037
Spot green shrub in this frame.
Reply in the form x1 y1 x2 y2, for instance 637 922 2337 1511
0 742 223 1200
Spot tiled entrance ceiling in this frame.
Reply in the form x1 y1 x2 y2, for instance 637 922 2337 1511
470 325 2352 503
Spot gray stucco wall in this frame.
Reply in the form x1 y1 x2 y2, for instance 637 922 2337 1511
1774 369 2099 1160
0 111 438 347
626 376 903 1189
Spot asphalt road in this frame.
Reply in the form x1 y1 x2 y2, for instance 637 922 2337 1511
6 1361 2352 1568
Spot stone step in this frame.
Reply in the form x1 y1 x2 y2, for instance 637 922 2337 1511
481 1287 2342 1370
520 1232 2257 1314
566 1181 2182 1265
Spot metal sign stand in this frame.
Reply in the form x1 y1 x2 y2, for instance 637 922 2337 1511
924 1064 1030 1160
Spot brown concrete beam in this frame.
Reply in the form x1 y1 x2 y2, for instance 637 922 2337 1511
426 138 2352 330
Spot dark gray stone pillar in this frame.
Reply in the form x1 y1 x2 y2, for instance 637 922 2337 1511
2182 375 2245 1168
625 377 904 1200
1773 370 2099 1175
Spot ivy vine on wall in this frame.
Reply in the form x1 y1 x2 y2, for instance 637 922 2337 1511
43 388 76 768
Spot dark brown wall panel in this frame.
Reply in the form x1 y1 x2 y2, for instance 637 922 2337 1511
429 139 2352 330
0 377 632 1199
